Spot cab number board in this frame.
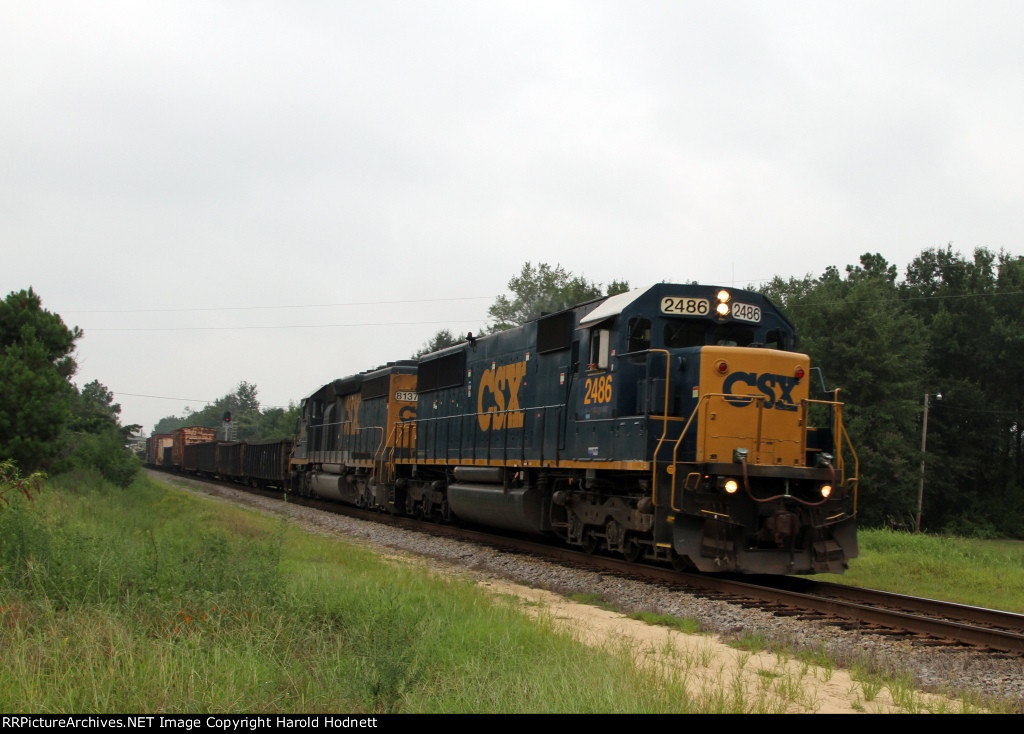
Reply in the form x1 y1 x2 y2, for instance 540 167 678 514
731 302 762 323
660 297 710 316
395 391 418 402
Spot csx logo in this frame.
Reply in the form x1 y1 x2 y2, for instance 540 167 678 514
477 360 527 431
342 394 361 433
722 372 799 412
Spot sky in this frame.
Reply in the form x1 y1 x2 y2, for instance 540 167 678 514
4 1 1023 435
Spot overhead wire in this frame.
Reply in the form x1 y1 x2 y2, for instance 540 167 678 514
61 295 495 314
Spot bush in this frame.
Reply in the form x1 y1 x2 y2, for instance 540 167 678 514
56 429 140 488
0 459 49 590
0 459 45 505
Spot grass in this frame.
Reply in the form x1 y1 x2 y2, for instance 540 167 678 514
3 469 1021 713
817 528 1024 613
628 610 701 634
0 469 821 714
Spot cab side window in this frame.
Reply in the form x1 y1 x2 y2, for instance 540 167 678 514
627 317 651 353
589 328 610 370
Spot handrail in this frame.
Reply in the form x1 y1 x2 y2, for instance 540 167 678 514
803 395 859 494
386 364 859 517
830 388 860 512
363 425 385 483
665 392 764 510
656 391 858 512
405 403 565 465
651 394 704 509
647 349 677 505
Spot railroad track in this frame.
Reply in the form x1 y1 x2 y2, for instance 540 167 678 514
164 470 1024 658
317 496 1024 657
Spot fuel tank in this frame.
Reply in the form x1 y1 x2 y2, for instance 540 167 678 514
447 474 547 535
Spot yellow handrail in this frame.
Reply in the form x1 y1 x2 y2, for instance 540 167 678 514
654 391 858 512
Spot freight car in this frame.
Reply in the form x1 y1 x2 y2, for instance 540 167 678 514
145 433 173 468
171 426 217 471
287 283 859 575
155 432 294 491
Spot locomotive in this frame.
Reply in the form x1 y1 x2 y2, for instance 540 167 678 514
151 282 859 575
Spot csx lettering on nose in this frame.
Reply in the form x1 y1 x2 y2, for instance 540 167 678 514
722 371 799 411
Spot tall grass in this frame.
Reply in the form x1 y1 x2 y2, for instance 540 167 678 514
3 470 1018 713
1 470 807 714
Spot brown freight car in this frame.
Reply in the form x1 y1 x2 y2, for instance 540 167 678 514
171 426 218 471
146 434 173 467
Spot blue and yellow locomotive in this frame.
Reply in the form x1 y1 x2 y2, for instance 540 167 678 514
290 283 859 575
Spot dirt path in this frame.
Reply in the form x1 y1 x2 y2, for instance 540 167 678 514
476 578 969 714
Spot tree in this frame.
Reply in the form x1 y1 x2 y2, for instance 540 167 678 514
153 414 188 436
414 264 628 354
57 379 143 488
151 383 300 442
764 247 1024 536
0 288 81 470
762 255 929 529
413 328 476 358
176 381 263 441
70 380 140 438
487 262 630 331
257 402 301 440
902 246 1024 536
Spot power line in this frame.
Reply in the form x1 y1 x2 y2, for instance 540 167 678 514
63 295 495 314
781 289 1024 311
113 392 292 409
86 319 486 332
114 392 216 403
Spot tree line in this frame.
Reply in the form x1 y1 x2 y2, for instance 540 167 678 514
762 246 1024 536
4 248 1023 536
151 382 299 441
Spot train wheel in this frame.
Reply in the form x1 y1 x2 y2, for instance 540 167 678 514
582 531 599 555
671 550 695 573
622 534 643 563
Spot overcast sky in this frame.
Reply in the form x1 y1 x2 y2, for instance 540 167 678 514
4 1 1023 435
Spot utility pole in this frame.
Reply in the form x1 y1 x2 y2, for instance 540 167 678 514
917 392 941 533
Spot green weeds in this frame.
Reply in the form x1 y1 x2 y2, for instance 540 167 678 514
3 470 1020 713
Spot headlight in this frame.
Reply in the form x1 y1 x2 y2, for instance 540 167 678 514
715 290 731 317
820 484 833 499
723 479 739 494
